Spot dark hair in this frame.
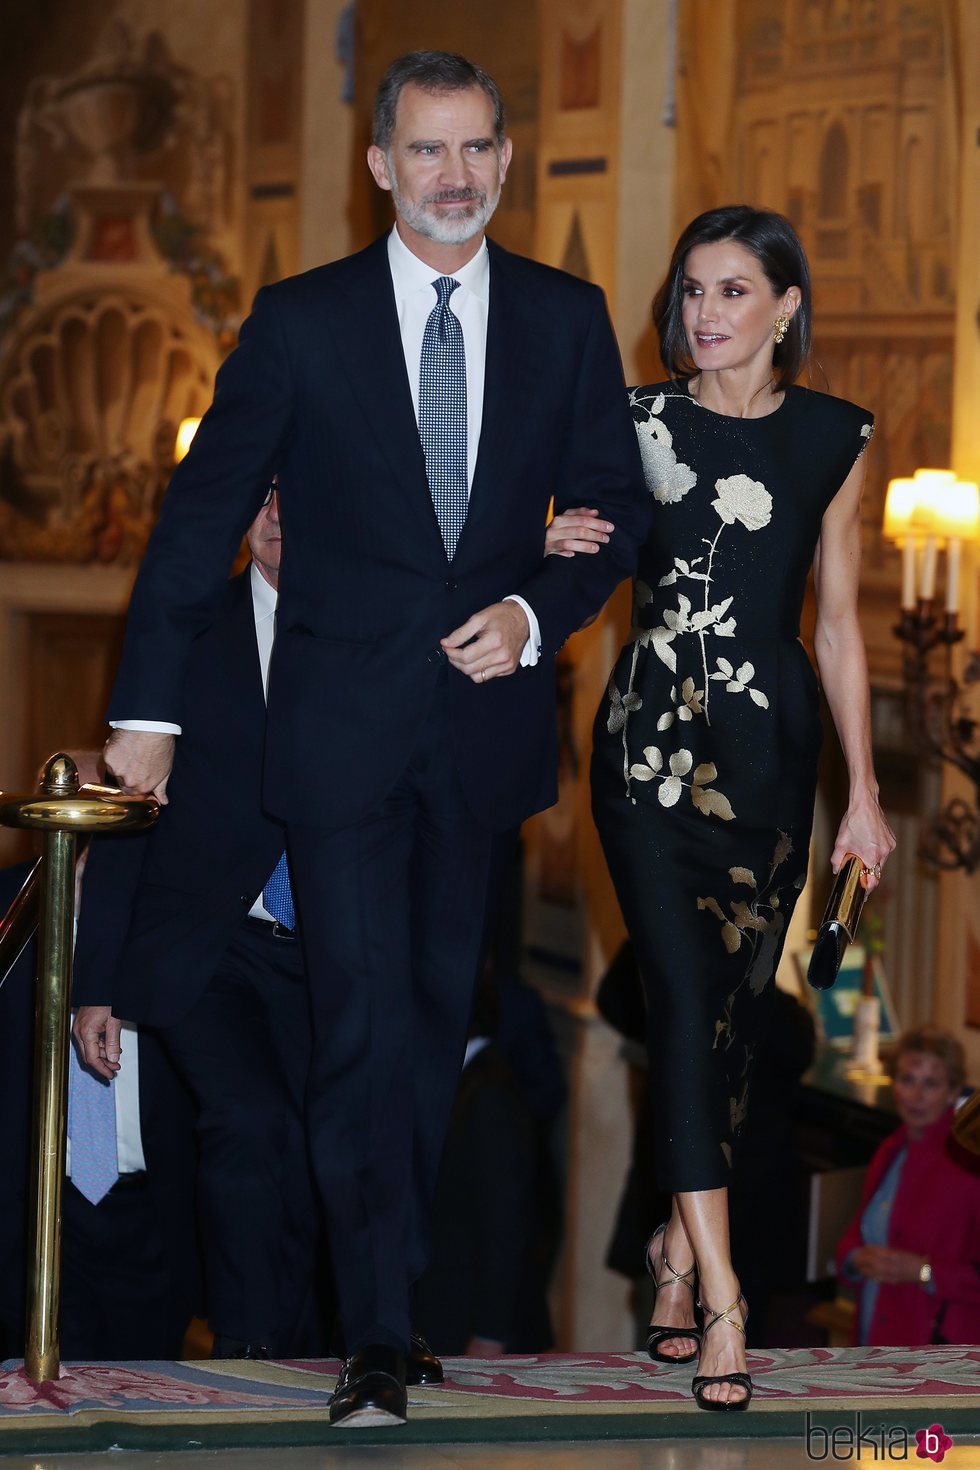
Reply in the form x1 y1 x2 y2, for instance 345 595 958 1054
652 204 812 391
886 1025 966 1093
373 50 506 151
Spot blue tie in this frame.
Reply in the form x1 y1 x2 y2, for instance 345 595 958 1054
419 276 468 559
263 852 295 931
67 1043 118 1205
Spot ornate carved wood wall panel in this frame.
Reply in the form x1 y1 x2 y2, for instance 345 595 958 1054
244 0 305 301
0 6 245 805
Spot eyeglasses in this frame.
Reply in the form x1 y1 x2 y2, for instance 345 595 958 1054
262 475 279 508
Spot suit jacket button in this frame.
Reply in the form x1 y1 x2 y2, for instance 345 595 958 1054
445 579 457 591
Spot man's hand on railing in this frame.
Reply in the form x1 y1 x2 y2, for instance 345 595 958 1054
73 1006 123 1080
102 729 175 804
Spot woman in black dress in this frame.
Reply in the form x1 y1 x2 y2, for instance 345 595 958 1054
548 206 895 1409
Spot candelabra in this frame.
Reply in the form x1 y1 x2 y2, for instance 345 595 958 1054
886 471 980 874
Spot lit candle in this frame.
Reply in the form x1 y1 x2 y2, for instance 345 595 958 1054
945 537 961 615
919 536 938 601
901 539 917 611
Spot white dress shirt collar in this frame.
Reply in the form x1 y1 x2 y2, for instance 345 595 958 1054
250 560 278 622
387 225 490 306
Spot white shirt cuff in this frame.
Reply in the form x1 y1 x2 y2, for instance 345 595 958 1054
110 720 182 735
504 595 541 668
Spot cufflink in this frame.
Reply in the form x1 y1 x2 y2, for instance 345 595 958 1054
918 1260 932 1286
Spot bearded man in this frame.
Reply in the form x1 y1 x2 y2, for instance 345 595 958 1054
98 50 648 1426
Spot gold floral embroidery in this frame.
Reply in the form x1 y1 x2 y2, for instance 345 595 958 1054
656 677 704 730
615 391 779 800
630 391 697 504
710 473 773 532
697 832 801 984
629 747 736 819
606 674 642 735
709 658 770 710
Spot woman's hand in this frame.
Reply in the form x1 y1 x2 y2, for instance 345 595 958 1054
831 792 896 893
849 1246 926 1284
545 507 613 558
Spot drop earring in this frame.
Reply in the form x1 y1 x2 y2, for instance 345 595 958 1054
773 314 789 345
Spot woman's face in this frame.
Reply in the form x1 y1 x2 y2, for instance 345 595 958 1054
680 239 798 380
892 1050 958 1136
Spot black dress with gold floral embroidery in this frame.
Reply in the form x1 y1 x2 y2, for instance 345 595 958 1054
591 381 873 1192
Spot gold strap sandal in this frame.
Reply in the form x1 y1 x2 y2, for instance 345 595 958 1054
691 1290 752 1411
644 1222 702 1365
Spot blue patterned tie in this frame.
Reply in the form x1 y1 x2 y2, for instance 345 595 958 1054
67 1042 118 1205
419 276 468 559
263 852 295 931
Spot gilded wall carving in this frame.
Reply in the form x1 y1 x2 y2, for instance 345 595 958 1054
0 20 236 565
676 0 956 585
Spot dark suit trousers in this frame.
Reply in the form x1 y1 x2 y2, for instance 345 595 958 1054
61 1174 189 1360
157 922 316 1350
288 678 494 1353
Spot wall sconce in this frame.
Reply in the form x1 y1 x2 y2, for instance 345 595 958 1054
174 417 201 464
884 469 980 871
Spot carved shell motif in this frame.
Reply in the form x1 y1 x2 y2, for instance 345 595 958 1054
0 291 216 562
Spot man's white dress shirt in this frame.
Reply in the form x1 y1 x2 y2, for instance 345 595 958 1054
247 563 282 923
386 227 540 664
114 225 541 739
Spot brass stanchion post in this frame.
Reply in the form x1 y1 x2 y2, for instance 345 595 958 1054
26 758 77 1382
0 754 158 1382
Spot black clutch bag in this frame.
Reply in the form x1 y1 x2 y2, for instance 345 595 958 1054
807 854 868 992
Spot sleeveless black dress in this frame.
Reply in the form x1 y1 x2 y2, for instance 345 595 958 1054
591 381 873 1192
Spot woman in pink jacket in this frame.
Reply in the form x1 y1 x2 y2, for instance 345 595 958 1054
836 1026 980 1346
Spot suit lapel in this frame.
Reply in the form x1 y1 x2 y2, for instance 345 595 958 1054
457 241 541 557
321 237 445 556
225 570 268 722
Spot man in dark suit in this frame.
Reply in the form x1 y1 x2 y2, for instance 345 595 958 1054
89 51 648 1425
74 485 320 1358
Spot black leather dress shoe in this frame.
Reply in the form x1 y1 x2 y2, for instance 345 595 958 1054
406 1333 444 1386
329 1345 407 1428
211 1334 271 1360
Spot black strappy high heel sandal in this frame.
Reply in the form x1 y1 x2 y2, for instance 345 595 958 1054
691 1290 752 1411
643 1222 702 1365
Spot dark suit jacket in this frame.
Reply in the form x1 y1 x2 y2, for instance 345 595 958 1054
76 570 285 1028
109 235 649 833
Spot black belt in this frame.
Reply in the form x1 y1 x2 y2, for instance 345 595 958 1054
112 1170 150 1193
244 914 298 941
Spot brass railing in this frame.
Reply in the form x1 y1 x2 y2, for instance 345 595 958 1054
0 857 41 985
0 754 158 1382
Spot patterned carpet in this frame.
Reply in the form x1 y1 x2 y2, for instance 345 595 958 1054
1 1346 978 1452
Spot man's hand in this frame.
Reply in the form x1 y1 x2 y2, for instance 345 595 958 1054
441 602 530 683
73 1006 123 1080
102 729 175 804
545 506 613 558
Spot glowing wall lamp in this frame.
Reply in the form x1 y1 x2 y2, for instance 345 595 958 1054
883 469 980 871
174 417 201 464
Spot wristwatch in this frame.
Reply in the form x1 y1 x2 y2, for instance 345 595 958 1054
919 1259 932 1286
